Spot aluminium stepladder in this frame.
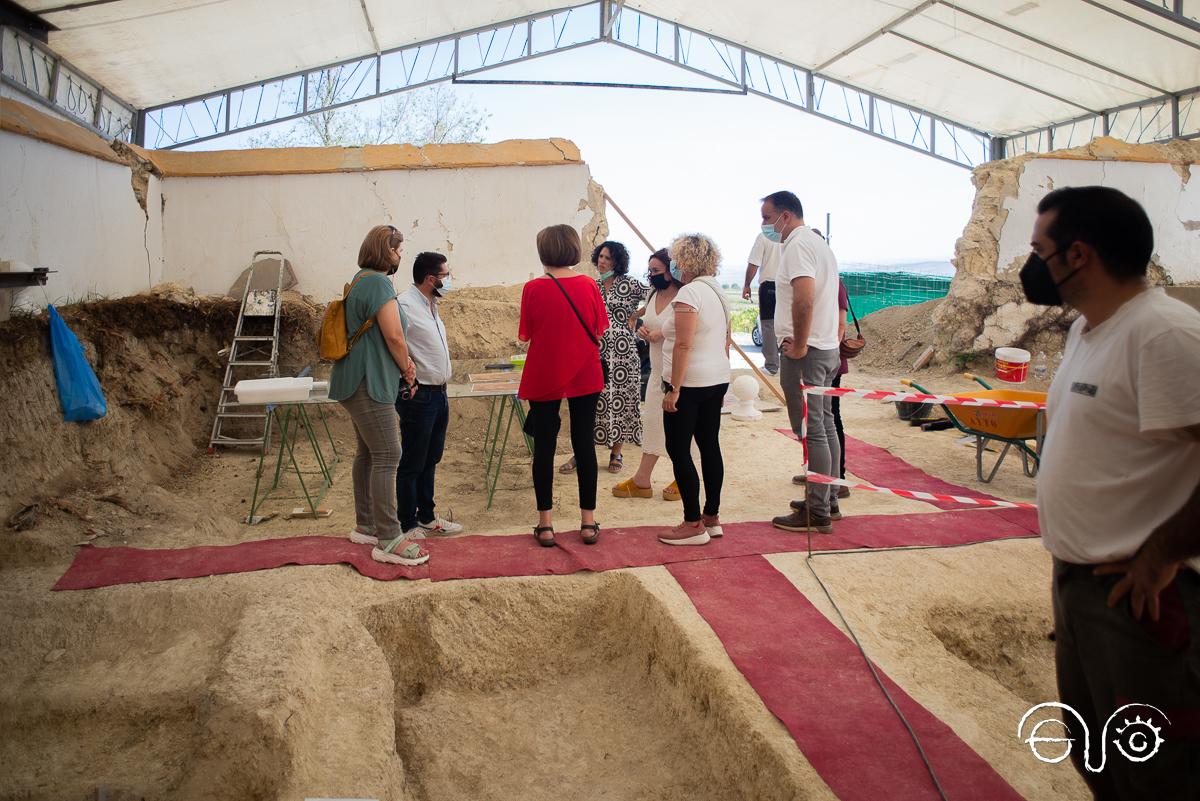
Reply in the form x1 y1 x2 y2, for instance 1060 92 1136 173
208 251 287 450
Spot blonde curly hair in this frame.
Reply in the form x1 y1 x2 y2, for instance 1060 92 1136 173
668 233 721 279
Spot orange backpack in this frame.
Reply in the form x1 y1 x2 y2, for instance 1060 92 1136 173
318 272 375 361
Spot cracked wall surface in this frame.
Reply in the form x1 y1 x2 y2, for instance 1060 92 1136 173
0 128 166 308
159 160 601 300
933 136 1200 359
1 96 606 306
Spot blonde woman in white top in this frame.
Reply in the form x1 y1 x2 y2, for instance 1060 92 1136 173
612 249 694 501
658 234 731 547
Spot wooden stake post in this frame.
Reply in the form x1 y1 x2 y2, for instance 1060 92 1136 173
604 192 787 406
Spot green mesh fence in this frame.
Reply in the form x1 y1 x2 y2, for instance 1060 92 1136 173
841 271 952 317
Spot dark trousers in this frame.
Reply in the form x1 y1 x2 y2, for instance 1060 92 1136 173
526 393 600 512
758 280 776 319
394 385 449 531
1052 558 1200 800
664 383 728 522
832 371 846 478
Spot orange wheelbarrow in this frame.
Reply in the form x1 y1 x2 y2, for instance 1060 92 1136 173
901 374 1046 483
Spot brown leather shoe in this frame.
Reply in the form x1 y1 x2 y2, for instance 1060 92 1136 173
772 506 833 534
791 498 841 520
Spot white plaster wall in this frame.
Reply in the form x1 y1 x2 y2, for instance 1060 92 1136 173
160 163 596 301
998 158 1200 283
0 130 163 307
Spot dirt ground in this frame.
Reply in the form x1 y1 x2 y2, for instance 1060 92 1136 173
0 289 1086 800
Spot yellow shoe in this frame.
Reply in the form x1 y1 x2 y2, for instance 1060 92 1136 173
612 478 653 499
662 481 681 502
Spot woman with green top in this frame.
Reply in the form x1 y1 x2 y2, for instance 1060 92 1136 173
329 224 428 566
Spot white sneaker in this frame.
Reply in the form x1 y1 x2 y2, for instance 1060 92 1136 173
417 517 463 536
348 528 378 545
702 515 724 538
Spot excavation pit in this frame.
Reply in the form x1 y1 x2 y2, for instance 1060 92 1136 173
360 572 801 801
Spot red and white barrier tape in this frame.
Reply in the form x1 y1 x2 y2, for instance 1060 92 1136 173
804 471 1037 510
802 386 1046 410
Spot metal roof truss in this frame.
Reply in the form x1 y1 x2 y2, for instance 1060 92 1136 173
1 0 1197 167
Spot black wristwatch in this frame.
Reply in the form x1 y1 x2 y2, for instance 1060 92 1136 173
661 379 677 394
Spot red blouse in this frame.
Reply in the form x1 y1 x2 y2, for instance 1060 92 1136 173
518 274 609 401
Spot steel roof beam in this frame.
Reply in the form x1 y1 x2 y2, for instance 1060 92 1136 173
1117 0 1200 34
1078 0 1200 49
889 31 1102 115
814 0 939 72
938 2 1169 95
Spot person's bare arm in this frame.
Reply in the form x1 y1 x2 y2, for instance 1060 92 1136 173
742 263 759 300
377 302 415 384
782 276 814 358
1095 423 1200 619
838 308 847 343
664 304 698 412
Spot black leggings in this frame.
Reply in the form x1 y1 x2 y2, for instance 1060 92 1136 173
525 393 600 512
663 383 727 522
832 370 846 478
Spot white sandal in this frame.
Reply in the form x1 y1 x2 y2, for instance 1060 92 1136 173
371 538 430 566
348 527 378 545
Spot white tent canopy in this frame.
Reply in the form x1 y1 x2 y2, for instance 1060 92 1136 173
5 0 1199 162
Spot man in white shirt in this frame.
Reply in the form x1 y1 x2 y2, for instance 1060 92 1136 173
757 191 843 533
1028 186 1199 800
394 252 463 537
743 232 780 375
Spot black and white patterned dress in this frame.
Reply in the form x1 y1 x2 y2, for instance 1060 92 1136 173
595 274 648 447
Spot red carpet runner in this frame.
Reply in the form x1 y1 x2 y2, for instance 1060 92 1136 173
54 509 1037 590
668 555 1026 801
778 430 1041 531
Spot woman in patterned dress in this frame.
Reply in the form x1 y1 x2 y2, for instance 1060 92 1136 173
559 240 648 475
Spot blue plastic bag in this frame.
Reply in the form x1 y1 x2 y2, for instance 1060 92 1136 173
48 305 106 422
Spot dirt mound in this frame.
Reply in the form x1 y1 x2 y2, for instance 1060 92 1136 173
0 286 322 525
853 298 944 373
438 284 525 360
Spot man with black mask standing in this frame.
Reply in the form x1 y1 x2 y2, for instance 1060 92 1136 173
394 251 463 538
1027 186 1199 801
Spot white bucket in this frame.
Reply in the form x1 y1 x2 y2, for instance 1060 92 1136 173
995 347 1031 383
235 377 314 403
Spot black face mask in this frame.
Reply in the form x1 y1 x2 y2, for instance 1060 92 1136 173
1019 248 1081 306
648 272 672 290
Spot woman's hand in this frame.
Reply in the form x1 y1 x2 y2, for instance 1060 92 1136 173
663 389 680 413
403 361 417 384
638 325 663 343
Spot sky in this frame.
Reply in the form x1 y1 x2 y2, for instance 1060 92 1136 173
190 42 976 282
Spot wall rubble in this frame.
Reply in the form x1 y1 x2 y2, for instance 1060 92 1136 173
931 137 1200 363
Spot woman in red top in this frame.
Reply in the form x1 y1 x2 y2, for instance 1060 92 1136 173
518 224 609 547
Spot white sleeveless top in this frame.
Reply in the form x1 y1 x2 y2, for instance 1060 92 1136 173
642 289 672 379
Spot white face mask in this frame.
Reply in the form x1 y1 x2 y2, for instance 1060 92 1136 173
436 275 451 293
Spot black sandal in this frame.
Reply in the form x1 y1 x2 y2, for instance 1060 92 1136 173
581 522 601 545
533 526 556 547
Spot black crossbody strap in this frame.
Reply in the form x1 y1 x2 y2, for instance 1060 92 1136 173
548 274 600 347
846 293 862 338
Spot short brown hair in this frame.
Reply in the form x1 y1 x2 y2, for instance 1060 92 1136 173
536 224 581 268
358 225 403 272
